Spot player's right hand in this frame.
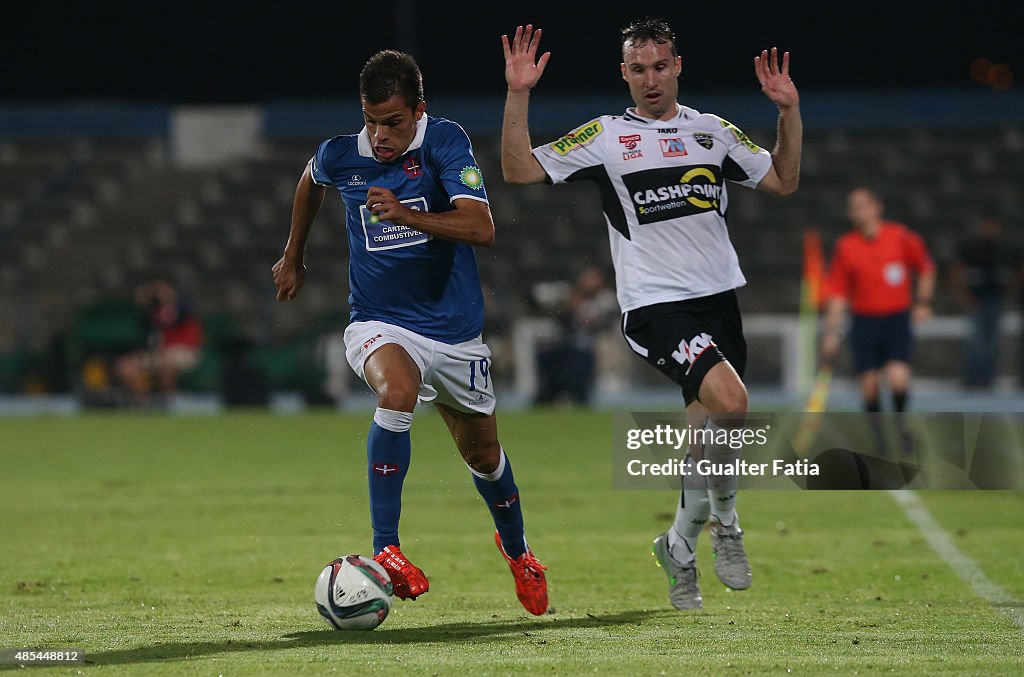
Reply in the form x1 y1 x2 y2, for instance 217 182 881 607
272 255 306 301
820 332 841 364
502 24 550 92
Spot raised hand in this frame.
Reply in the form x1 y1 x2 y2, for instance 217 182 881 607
502 24 551 92
755 47 799 110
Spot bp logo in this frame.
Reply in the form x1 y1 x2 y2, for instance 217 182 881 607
459 165 484 190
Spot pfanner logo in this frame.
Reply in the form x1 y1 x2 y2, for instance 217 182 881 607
623 165 724 224
551 120 604 156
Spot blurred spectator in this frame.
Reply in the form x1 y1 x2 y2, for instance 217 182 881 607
951 215 1022 389
115 279 203 405
534 267 618 405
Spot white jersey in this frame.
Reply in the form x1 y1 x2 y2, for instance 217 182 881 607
533 104 773 312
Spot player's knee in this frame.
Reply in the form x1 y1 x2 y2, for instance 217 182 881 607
464 440 501 474
376 381 418 412
719 385 748 418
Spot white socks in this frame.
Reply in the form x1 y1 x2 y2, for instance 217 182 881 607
668 454 708 565
704 418 740 527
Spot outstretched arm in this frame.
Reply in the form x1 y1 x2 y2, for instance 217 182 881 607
754 48 802 196
272 163 326 301
501 24 551 185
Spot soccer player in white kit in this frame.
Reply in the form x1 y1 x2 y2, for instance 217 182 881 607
500 19 802 609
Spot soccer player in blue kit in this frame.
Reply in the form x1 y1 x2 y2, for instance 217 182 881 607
272 50 548 615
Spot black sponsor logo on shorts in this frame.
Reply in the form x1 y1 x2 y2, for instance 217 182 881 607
623 165 724 224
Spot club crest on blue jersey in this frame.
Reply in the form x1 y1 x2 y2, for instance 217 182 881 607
403 156 423 178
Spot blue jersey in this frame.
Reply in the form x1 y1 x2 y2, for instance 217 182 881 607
310 115 489 344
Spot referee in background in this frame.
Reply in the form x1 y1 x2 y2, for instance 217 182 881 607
822 187 936 456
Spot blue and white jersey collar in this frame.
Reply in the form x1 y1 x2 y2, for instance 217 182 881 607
357 113 429 161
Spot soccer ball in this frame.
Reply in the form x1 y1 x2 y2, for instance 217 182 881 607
314 555 393 630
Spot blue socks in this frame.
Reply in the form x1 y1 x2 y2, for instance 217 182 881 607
367 408 413 555
470 449 527 558
367 408 526 560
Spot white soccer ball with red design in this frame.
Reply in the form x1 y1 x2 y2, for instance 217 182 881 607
314 555 393 630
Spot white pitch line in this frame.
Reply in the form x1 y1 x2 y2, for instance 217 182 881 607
889 490 1024 631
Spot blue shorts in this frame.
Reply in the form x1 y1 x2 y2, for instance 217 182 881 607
850 311 912 374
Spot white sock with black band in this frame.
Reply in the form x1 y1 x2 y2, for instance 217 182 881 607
667 453 708 565
704 418 741 528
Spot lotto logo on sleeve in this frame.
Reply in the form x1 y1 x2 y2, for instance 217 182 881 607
360 197 430 251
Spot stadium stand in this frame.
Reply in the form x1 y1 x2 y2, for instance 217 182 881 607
2 103 1022 401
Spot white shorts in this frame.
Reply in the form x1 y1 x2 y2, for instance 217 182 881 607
344 321 496 415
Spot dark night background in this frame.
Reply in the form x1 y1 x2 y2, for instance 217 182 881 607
3 1 1022 103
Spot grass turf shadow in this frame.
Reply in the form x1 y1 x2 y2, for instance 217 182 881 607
74 609 672 668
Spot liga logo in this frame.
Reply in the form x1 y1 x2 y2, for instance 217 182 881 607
551 120 604 156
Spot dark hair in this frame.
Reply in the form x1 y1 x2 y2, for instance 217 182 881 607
621 18 677 57
359 50 424 109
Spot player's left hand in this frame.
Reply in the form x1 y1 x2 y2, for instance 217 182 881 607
366 187 414 226
912 302 933 324
755 47 799 110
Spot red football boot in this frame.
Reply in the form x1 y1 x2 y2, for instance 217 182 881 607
373 545 429 600
495 531 548 615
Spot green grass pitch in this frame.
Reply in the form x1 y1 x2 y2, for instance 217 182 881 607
2 410 1022 674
